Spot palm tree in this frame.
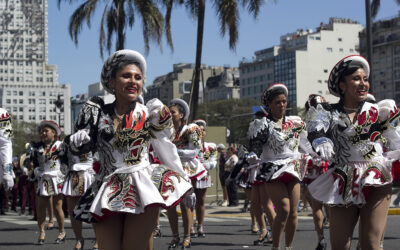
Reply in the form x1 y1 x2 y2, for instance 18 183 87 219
58 0 165 58
162 0 264 120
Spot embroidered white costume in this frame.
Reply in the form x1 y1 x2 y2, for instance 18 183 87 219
196 142 217 189
248 115 311 183
0 108 14 189
308 100 400 206
173 123 207 180
72 97 191 222
62 151 95 197
29 140 67 196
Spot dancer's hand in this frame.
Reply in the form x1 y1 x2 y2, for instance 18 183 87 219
315 142 334 160
70 129 90 148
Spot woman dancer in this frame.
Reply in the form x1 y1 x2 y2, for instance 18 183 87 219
304 94 330 250
167 98 206 249
248 83 314 249
30 120 66 245
307 55 400 250
62 148 96 250
70 50 191 250
193 119 217 237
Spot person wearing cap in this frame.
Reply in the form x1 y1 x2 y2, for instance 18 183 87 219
166 98 206 249
29 120 67 245
0 108 14 215
192 119 217 237
307 55 400 250
247 83 314 249
69 50 191 250
303 94 330 250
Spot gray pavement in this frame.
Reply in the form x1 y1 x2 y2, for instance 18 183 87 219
1 200 400 249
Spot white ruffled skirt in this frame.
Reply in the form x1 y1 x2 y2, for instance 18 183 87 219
74 164 192 222
309 157 393 206
62 171 94 197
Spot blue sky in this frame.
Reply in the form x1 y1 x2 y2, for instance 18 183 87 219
48 0 400 96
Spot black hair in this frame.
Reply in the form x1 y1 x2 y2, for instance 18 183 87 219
338 65 363 97
263 88 287 107
110 61 141 79
169 103 186 122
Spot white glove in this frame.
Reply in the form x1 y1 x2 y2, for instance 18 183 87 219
247 152 260 165
182 192 196 209
314 142 334 160
3 174 13 190
70 129 91 148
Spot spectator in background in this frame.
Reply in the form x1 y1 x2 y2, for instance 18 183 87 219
18 153 29 215
225 147 239 207
11 157 20 212
217 144 228 207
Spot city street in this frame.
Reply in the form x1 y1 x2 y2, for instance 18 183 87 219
1 203 400 250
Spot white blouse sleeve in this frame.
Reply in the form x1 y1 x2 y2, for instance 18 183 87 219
147 98 188 179
379 99 400 151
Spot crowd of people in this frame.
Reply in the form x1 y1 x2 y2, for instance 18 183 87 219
1 51 400 250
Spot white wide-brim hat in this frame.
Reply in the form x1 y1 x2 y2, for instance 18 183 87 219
39 120 61 136
193 119 207 128
328 55 370 97
169 98 190 121
101 49 147 94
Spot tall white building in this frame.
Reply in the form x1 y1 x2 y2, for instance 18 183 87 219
205 67 240 102
240 18 364 110
0 0 71 134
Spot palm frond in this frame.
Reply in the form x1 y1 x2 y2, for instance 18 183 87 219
184 0 199 18
99 3 109 59
371 0 380 18
214 0 239 50
106 7 117 53
242 0 263 18
134 0 164 54
68 0 100 45
164 0 175 50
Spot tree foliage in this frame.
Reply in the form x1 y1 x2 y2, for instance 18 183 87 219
197 98 258 146
10 116 39 157
58 0 164 58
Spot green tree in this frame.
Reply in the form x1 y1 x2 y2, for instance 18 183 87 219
58 0 165 58
162 0 265 120
10 117 39 157
197 98 258 145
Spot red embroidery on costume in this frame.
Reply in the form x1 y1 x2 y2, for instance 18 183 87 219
368 107 378 123
159 106 171 124
107 176 120 198
370 131 380 142
122 185 137 208
126 110 146 131
93 161 100 174
332 173 344 195
390 105 399 118
130 138 145 159
392 160 400 181
358 111 367 125
160 171 179 201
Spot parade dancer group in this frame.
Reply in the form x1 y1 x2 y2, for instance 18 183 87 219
1 50 399 250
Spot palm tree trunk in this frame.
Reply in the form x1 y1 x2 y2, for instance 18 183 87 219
190 0 205 121
116 0 125 50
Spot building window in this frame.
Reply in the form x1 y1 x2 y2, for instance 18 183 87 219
338 38 342 42
327 48 333 52
6 99 11 104
19 99 23 104
324 69 328 73
315 37 321 40
19 107 23 112
339 48 344 52
19 91 23 96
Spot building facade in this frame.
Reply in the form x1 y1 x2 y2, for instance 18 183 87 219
144 63 225 104
240 18 364 110
0 0 71 133
360 12 400 103
205 67 240 102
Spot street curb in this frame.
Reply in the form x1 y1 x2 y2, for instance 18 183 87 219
388 208 400 215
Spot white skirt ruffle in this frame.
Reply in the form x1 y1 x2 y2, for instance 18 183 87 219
62 171 94 197
309 158 393 206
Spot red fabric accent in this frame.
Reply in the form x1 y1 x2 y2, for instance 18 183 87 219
252 180 264 186
362 186 371 201
275 173 294 184
392 160 400 181
92 161 100 174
